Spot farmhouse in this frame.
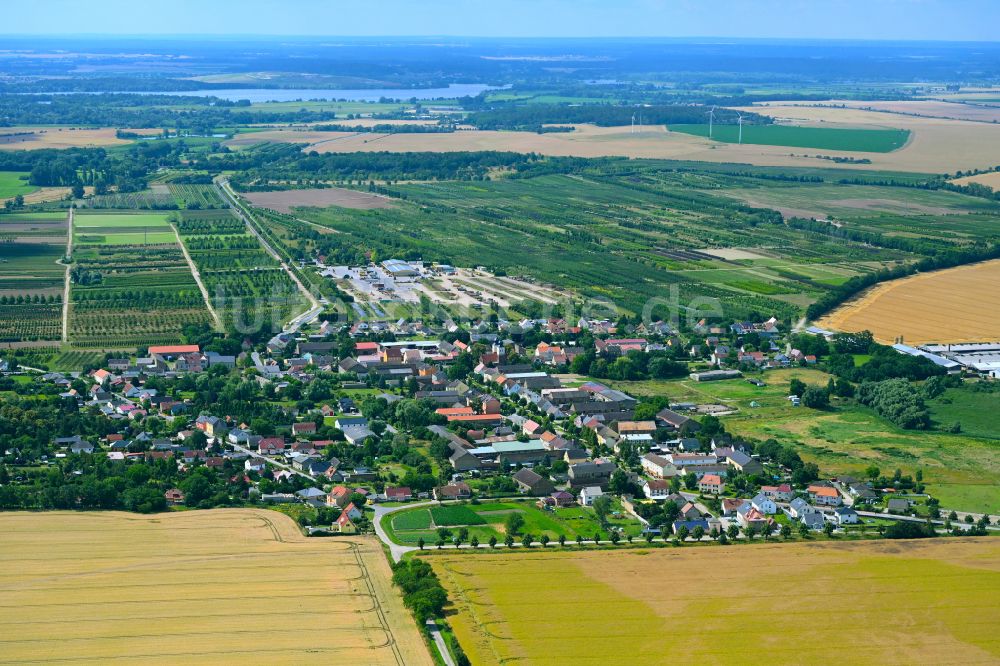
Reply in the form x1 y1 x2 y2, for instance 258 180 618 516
513 468 555 495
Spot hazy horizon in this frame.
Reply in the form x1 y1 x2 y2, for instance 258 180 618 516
2 0 997 41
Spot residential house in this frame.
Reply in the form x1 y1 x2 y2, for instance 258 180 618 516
244 458 267 473
642 479 670 500
808 485 842 506
292 422 317 437
434 482 472 501
679 502 704 521
721 498 748 517
886 498 911 514
568 459 616 488
512 468 555 496
164 488 185 505
326 485 353 508
750 493 777 515
698 474 725 495
760 483 794 502
834 507 859 525
641 453 678 479
578 486 605 507
384 486 413 502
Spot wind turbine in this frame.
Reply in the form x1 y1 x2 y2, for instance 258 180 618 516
737 112 744 144
706 105 716 139
631 113 636 134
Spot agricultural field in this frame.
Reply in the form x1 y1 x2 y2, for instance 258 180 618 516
0 211 67 342
951 170 1000 191
235 109 1000 173
735 103 1000 173
430 539 1000 665
607 369 1000 514
0 127 131 151
0 171 37 200
300 168 915 319
817 260 1000 344
79 188 177 210
0 509 433 665
176 210 306 334
69 212 213 348
243 186 395 212
168 183 229 209
384 499 644 547
668 123 910 152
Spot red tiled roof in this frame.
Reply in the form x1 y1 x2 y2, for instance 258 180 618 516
148 344 200 355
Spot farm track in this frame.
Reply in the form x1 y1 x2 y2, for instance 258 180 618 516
171 222 223 332
216 178 320 318
60 207 72 342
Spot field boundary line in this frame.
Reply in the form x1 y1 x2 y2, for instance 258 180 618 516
170 222 224 333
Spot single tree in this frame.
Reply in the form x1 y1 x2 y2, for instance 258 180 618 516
470 535 479 548
823 521 835 537
780 524 792 539
417 538 425 551
692 525 705 541
521 533 534 548
504 534 514 548
610 531 620 545
558 534 566 547
488 535 497 549
540 534 550 548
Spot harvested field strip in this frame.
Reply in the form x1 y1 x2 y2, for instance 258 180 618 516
431 539 1000 665
0 510 432 666
818 259 1000 344
243 187 394 212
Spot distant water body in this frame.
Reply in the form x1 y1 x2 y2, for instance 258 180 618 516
151 83 498 103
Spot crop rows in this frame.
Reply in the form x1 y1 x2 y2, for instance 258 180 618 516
80 191 176 210
0 303 63 341
169 183 228 209
68 227 212 348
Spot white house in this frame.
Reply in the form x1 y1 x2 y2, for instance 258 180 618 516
834 507 859 525
642 479 670 500
579 486 605 507
750 493 777 515
641 453 678 479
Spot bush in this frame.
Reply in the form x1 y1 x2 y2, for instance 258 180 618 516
885 521 936 539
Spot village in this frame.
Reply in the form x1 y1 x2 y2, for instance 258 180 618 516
9 296 993 547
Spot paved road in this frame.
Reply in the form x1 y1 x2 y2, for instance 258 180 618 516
426 620 457 666
171 222 223 332
373 500 438 562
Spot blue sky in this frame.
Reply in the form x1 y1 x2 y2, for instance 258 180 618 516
2 0 997 41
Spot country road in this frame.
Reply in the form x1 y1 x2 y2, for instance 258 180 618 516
172 222 224 332
215 178 320 316
60 207 73 342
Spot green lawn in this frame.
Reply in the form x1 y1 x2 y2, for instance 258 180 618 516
668 123 910 152
0 172 38 200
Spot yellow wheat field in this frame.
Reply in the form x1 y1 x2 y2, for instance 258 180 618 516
0 510 432 666
431 539 1000 666
818 260 1000 344
951 171 1000 191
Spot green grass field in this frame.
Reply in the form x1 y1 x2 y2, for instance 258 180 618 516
386 500 643 546
669 123 910 152
927 385 1000 440
75 232 177 245
73 213 172 228
0 172 38 200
